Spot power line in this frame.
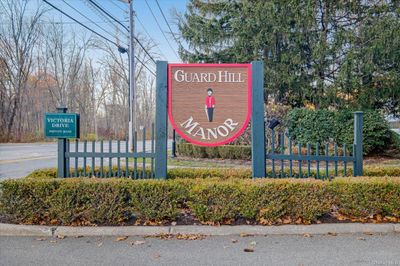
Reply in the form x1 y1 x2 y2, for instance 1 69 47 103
61 0 120 44
38 20 128 25
144 0 179 59
82 0 128 40
42 0 156 76
87 0 156 64
43 0 119 47
87 0 129 31
154 0 182 48
109 0 126 13
135 14 168 60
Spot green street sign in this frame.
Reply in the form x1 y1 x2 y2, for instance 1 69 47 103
44 113 80 138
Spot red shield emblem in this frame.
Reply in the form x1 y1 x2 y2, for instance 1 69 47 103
168 64 252 146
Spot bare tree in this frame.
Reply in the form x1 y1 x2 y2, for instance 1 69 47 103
42 22 91 108
0 0 44 140
95 33 157 139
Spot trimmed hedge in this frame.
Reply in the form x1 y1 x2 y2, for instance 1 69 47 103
176 143 251 160
26 165 400 180
0 177 399 225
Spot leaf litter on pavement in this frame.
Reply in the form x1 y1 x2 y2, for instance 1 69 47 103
145 233 207 240
115 236 128 241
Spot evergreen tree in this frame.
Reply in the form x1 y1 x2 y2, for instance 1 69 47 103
177 0 400 115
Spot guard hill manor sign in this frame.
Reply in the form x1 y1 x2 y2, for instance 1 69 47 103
168 64 251 146
47 61 364 179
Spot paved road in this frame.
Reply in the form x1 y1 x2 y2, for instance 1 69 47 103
0 233 399 266
0 141 171 179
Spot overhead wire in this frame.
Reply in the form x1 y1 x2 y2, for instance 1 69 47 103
87 0 157 64
83 0 129 40
143 0 180 59
135 14 168 60
87 0 129 31
154 0 183 48
109 0 126 13
42 0 156 76
61 0 120 43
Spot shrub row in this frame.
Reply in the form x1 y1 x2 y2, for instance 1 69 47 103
176 143 251 160
26 165 400 180
1 177 399 225
286 108 400 155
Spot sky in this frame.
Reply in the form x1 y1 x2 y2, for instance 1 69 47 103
35 0 189 70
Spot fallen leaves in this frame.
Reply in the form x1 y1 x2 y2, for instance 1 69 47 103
56 235 66 239
331 212 400 224
130 240 146 246
327 232 338 236
231 239 238 243
303 233 312 238
240 232 254 237
176 233 206 240
50 219 59 225
249 241 257 246
69 219 95 226
116 236 128 241
147 233 206 240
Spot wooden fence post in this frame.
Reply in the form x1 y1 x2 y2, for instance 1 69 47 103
251 61 266 178
56 106 67 178
155 61 168 179
354 111 363 176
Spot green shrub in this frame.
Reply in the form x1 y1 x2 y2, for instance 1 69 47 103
329 178 400 218
176 143 251 160
167 168 252 179
286 108 397 155
25 165 400 180
26 166 152 179
26 168 58 179
0 178 189 225
0 179 59 224
1 177 399 225
189 181 245 223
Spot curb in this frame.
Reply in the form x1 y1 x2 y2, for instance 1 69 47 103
1 223 399 237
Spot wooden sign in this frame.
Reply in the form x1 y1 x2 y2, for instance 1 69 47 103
168 63 251 146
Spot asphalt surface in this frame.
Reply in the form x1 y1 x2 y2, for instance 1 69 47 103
1 233 399 266
0 141 171 179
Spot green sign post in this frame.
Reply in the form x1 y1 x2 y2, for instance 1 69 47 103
44 112 80 138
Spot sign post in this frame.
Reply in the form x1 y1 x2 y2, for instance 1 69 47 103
155 61 168 179
57 107 67 178
250 61 266 178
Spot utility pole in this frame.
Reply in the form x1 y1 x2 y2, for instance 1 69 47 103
128 0 135 151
